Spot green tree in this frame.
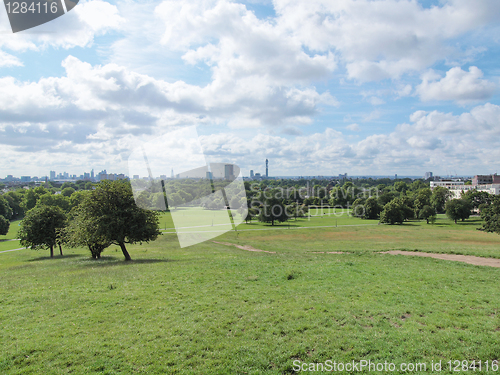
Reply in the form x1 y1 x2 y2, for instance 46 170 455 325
19 205 67 257
0 195 13 220
394 181 409 194
364 197 382 220
0 215 9 235
418 205 436 224
258 189 288 226
380 200 404 225
61 187 76 197
64 206 111 259
431 186 451 213
4 190 24 218
463 190 494 211
38 194 71 212
21 186 49 212
76 180 161 261
481 197 500 234
445 199 471 223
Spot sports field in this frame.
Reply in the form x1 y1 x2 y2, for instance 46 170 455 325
1 211 499 374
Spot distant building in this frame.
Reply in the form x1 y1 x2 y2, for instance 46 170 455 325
224 164 234 180
424 172 433 180
133 175 140 180
250 170 254 178
206 171 213 180
430 180 464 190
472 174 500 186
20 176 31 182
50 171 56 180
266 159 269 178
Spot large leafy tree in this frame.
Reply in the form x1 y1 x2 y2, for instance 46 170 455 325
445 199 471 224
431 186 451 213
19 205 67 257
76 180 161 261
64 206 111 259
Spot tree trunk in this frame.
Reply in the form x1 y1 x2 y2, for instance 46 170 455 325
50 245 54 258
59 244 63 256
119 242 132 261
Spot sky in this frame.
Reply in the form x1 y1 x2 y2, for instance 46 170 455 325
0 0 500 178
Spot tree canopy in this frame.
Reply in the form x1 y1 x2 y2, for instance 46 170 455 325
19 205 67 257
445 199 471 224
75 180 161 260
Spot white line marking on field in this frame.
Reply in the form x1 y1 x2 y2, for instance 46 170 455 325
0 247 26 254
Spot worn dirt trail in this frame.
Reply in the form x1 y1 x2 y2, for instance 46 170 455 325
380 250 500 268
212 241 276 254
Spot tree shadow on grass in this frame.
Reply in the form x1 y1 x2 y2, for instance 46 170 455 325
27 254 82 262
77 256 177 267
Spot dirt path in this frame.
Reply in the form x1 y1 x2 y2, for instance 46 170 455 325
380 250 500 268
212 241 276 254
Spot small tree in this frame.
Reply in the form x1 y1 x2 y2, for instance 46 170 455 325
258 190 288 226
0 215 9 235
418 205 436 224
445 199 471 223
19 205 66 257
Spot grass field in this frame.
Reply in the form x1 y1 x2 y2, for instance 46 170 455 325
1 212 499 374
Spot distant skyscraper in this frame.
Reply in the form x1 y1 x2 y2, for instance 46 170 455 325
266 159 268 178
395 174 398 180
424 172 433 180
224 164 234 180
171 168 174 179
250 170 254 178
49 171 56 180
206 171 213 180
91 169 94 179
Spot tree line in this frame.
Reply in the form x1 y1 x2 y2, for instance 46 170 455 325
5 181 160 260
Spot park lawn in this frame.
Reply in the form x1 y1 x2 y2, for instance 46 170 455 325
0 218 500 374
0 219 21 240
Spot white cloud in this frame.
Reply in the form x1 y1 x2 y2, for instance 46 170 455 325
0 50 22 67
416 66 496 104
274 0 500 81
0 55 334 155
346 123 360 132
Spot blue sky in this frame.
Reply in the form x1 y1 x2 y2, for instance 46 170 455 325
0 0 500 178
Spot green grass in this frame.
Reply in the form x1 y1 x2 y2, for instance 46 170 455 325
0 214 499 374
